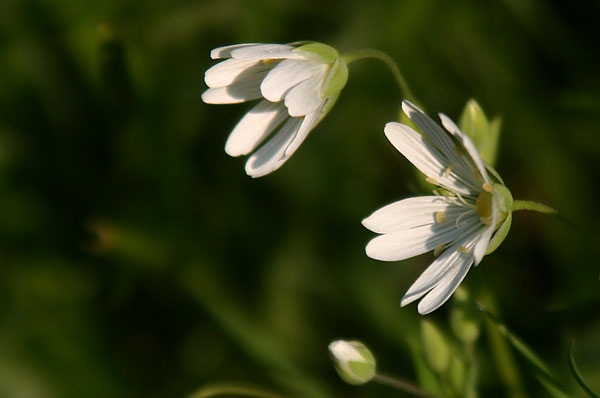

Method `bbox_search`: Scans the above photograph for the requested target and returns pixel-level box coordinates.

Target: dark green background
[0,0,599,397]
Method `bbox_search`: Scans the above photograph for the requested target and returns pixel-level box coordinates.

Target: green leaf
[568,341,600,398]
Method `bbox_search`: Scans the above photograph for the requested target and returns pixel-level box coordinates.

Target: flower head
[362,100,513,314]
[202,42,348,177]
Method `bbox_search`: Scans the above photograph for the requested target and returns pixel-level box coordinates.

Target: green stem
[512,200,557,214]
[568,341,600,398]
[341,48,417,102]
[512,200,599,245]
[373,373,442,398]
[477,304,571,396]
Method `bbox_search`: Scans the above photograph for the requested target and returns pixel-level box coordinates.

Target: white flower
[362,100,512,315]
[202,42,348,177]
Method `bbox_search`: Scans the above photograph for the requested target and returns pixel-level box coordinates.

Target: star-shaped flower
[202,42,348,177]
[362,100,513,314]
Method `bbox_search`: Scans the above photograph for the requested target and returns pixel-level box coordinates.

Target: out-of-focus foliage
[0,0,599,397]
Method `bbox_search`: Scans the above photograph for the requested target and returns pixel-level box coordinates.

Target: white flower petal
[439,113,492,185]
[205,59,264,88]
[401,101,477,188]
[260,59,325,102]
[201,85,261,104]
[417,253,473,315]
[284,73,325,117]
[362,196,459,234]
[472,197,499,265]
[230,44,302,60]
[283,109,321,157]
[225,100,288,156]
[400,227,482,307]
[202,66,271,104]
[244,117,303,177]
[384,122,476,196]
[210,43,258,59]
[365,216,480,262]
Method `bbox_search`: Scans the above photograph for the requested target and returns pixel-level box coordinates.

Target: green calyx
[294,42,339,63]
[485,183,514,255]
[322,59,348,97]
[294,42,348,98]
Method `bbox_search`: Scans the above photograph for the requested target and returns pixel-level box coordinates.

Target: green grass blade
[568,341,600,398]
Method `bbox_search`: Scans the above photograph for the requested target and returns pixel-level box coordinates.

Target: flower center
[476,191,493,226]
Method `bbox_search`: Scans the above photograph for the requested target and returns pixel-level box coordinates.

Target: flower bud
[328,340,376,385]
[458,99,502,167]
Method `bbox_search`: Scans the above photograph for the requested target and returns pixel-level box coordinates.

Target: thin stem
[373,373,442,398]
[512,200,599,245]
[512,200,557,214]
[476,303,571,396]
[341,48,417,102]
[568,341,600,398]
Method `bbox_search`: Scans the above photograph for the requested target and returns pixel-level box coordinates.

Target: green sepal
[493,184,513,213]
[486,212,512,255]
[459,99,501,167]
[294,42,338,63]
[346,360,376,385]
[322,59,348,97]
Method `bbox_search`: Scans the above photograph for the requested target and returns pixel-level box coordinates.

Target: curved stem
[512,200,557,214]
[373,373,442,398]
[341,48,417,102]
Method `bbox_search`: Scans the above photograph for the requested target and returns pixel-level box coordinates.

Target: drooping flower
[362,100,513,315]
[202,42,348,177]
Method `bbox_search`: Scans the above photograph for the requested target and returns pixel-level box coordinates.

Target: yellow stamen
[434,243,446,257]
[458,246,470,254]
[482,182,492,192]
[476,191,494,226]
[435,211,447,224]
[262,59,276,65]
[444,164,454,177]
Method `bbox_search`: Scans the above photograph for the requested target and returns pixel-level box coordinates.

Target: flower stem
[341,48,417,102]
[512,200,557,214]
[373,373,442,398]
[512,200,599,244]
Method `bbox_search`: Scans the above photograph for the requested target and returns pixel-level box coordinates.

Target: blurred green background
[0,0,599,397]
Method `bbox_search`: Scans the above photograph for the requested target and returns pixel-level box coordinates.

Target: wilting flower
[202,42,348,177]
[362,100,513,315]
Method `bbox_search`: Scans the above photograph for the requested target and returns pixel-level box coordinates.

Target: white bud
[328,340,376,385]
